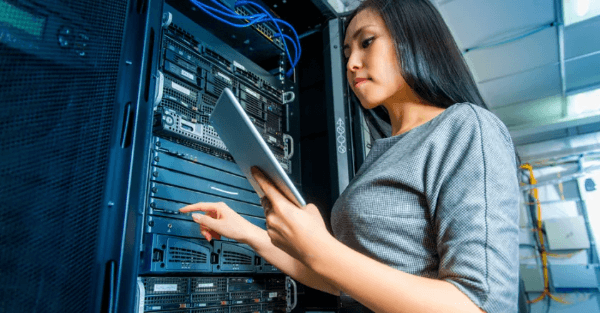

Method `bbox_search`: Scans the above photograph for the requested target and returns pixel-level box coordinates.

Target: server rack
[121,0,312,312]
[0,0,363,312]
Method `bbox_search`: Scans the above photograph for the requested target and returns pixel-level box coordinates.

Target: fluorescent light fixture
[563,0,600,25]
[567,87,600,116]
[576,0,590,16]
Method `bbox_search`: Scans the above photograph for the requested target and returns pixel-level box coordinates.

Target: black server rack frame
[131,1,303,312]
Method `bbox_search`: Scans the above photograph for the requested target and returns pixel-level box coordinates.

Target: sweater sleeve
[431,105,520,313]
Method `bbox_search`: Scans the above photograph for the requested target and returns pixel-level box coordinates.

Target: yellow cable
[520,164,571,305]
[546,250,583,258]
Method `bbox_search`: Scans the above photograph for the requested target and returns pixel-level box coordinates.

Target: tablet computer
[209,88,306,207]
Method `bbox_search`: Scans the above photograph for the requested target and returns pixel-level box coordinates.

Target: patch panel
[234,5,284,50]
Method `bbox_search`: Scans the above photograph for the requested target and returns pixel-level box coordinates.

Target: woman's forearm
[308,236,484,313]
[244,228,340,296]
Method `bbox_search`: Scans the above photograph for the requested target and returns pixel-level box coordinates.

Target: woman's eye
[361,37,374,48]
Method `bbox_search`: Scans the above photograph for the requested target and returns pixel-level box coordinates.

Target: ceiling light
[576,0,590,16]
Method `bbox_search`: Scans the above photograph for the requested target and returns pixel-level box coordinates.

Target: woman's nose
[346,53,362,72]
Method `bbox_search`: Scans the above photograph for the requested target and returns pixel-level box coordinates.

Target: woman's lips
[354,78,369,88]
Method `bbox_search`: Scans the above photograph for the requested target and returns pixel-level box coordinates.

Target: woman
[180,0,520,312]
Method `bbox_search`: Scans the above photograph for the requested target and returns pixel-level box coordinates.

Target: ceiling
[434,0,600,105]
[433,0,600,146]
[313,0,600,147]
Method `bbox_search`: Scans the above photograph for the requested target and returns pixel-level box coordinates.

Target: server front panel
[136,1,302,312]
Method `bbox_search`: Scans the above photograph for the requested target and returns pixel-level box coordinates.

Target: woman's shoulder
[440,103,513,145]
[441,103,503,126]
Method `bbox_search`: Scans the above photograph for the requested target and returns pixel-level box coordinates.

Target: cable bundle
[190,0,301,77]
[520,164,570,307]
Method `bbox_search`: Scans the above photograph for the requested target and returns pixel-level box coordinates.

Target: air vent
[234,66,261,85]
[204,47,231,69]
[266,112,281,133]
[242,99,263,120]
[230,291,261,300]
[145,294,187,305]
[230,304,261,313]
[222,251,253,265]
[168,246,207,264]
[201,105,214,115]
[201,93,217,107]
[161,98,197,121]
[211,77,231,97]
[262,82,282,99]
[191,292,228,303]
[198,115,209,125]
[164,75,198,105]
[190,307,228,313]
[190,277,227,293]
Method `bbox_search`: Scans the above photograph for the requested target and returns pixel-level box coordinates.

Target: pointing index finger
[179,202,218,213]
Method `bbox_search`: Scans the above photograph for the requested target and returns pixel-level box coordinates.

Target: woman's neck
[382,89,446,137]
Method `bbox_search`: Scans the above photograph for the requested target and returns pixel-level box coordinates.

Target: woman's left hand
[251,167,334,267]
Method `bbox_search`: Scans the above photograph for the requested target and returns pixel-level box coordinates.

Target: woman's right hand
[179,202,261,243]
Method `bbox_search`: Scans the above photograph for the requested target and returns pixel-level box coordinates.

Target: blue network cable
[275,33,298,62]
[197,0,265,20]
[191,0,267,27]
[209,0,237,14]
[189,0,302,77]
[235,1,301,69]
[269,18,302,63]
[234,0,301,76]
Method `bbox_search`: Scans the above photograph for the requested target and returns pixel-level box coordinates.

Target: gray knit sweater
[331,103,520,313]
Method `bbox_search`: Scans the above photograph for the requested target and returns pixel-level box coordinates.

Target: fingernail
[192,213,201,221]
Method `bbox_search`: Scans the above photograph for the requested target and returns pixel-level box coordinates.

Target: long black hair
[344,0,488,134]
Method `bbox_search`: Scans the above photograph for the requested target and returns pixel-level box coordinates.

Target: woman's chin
[358,98,380,110]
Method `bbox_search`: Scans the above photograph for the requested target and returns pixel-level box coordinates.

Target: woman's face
[343,8,406,109]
